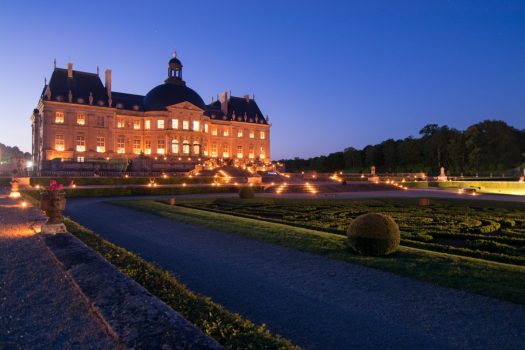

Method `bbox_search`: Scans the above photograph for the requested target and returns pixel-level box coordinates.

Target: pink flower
[48,180,63,191]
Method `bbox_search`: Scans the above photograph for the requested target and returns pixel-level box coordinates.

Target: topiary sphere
[347,213,400,256]
[239,186,255,199]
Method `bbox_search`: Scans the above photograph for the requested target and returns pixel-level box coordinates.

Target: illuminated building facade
[31,54,271,174]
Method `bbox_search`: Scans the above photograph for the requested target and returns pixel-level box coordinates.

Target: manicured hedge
[64,219,297,350]
[0,177,12,186]
[429,181,525,195]
[30,176,214,186]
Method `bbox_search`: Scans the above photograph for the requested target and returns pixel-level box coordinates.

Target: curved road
[65,193,525,350]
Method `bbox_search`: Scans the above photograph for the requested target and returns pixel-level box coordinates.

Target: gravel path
[0,193,117,349]
[65,196,525,350]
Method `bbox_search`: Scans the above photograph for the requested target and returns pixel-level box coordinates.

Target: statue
[437,166,448,182]
[371,165,376,176]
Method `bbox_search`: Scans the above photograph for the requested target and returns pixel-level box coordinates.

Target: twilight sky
[0,0,523,159]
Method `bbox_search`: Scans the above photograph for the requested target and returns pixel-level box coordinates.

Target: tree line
[0,143,30,163]
[280,120,525,175]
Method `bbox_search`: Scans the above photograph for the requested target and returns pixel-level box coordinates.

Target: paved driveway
[65,196,525,350]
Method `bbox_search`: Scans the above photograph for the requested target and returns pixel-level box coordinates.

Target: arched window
[193,141,200,155]
[183,140,190,154]
[171,139,179,154]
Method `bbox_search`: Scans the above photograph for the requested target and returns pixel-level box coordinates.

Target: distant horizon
[1,1,523,159]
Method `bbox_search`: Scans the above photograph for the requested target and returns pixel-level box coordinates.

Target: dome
[169,57,182,69]
[143,83,205,111]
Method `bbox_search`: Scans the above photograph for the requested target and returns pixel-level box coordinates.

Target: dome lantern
[167,52,183,84]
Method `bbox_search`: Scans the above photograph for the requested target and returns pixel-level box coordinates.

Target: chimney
[105,69,112,94]
[244,94,250,103]
[219,91,228,115]
[67,63,73,78]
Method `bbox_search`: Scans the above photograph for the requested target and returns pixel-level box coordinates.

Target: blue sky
[0,0,523,159]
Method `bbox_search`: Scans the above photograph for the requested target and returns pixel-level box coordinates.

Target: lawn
[114,199,525,305]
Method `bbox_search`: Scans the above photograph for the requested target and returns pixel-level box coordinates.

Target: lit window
[236,146,243,158]
[55,134,65,151]
[157,120,165,129]
[77,157,85,163]
[172,119,178,129]
[202,144,208,156]
[157,139,165,154]
[145,120,151,130]
[223,129,229,137]
[211,143,217,157]
[260,131,265,139]
[237,129,243,138]
[249,130,255,139]
[55,112,64,124]
[133,120,141,130]
[183,141,190,154]
[222,143,229,158]
[204,124,209,133]
[144,139,151,154]
[97,116,105,127]
[249,145,254,159]
[193,141,200,155]
[117,136,125,154]
[211,127,218,136]
[171,139,179,154]
[182,120,189,130]
[76,135,85,152]
[117,119,125,128]
[133,138,141,154]
[260,146,265,159]
[96,137,105,153]
[192,120,200,131]
[77,114,85,125]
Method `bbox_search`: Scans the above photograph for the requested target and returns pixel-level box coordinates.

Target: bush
[347,213,400,256]
[239,186,255,199]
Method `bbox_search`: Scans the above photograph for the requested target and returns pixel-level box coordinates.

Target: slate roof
[112,92,144,111]
[206,96,267,124]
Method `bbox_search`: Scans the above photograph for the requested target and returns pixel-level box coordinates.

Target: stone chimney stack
[105,69,112,94]
[67,63,73,78]
[219,91,229,115]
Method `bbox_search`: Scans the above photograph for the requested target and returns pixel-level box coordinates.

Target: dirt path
[0,192,116,349]
[66,196,525,350]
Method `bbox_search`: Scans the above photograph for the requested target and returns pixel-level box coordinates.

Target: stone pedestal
[437,167,448,182]
[520,176,524,183]
[368,176,379,183]
[41,223,67,234]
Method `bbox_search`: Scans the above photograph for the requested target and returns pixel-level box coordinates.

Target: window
[182,141,190,154]
[157,139,165,154]
[171,139,179,154]
[202,143,208,156]
[55,134,65,151]
[260,146,266,159]
[145,120,151,130]
[96,136,106,153]
[260,131,266,139]
[76,135,85,152]
[133,120,141,130]
[211,127,218,136]
[249,130,255,139]
[223,129,229,137]
[144,139,151,154]
[117,136,125,154]
[222,143,229,158]
[236,146,243,158]
[192,120,200,131]
[204,124,209,133]
[193,141,200,155]
[133,138,141,154]
[182,120,189,130]
[171,119,178,129]
[211,143,217,157]
[77,156,85,163]
[157,120,165,129]
[55,112,64,124]
[117,119,125,128]
[249,145,255,159]
[237,129,243,138]
[77,114,85,125]
[97,116,105,127]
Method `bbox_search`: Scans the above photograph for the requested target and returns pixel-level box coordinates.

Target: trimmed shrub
[239,186,255,199]
[347,213,400,256]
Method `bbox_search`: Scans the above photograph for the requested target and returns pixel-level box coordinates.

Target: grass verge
[114,200,525,306]
[64,218,298,350]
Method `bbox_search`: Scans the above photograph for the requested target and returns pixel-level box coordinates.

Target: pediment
[167,101,204,111]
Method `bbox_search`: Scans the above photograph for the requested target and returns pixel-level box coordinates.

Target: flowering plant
[47,180,63,191]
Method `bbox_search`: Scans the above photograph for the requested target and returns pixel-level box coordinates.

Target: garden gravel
[66,196,525,350]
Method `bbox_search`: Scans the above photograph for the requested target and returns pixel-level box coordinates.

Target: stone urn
[10,180,19,193]
[40,190,66,225]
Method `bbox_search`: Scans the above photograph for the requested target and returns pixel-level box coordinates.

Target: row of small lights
[384,179,408,190]
[304,182,318,194]
[275,182,288,194]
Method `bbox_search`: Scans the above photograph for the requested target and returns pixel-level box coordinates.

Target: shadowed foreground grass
[114,199,525,306]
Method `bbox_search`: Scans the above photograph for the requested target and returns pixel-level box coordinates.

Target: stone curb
[41,232,223,350]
